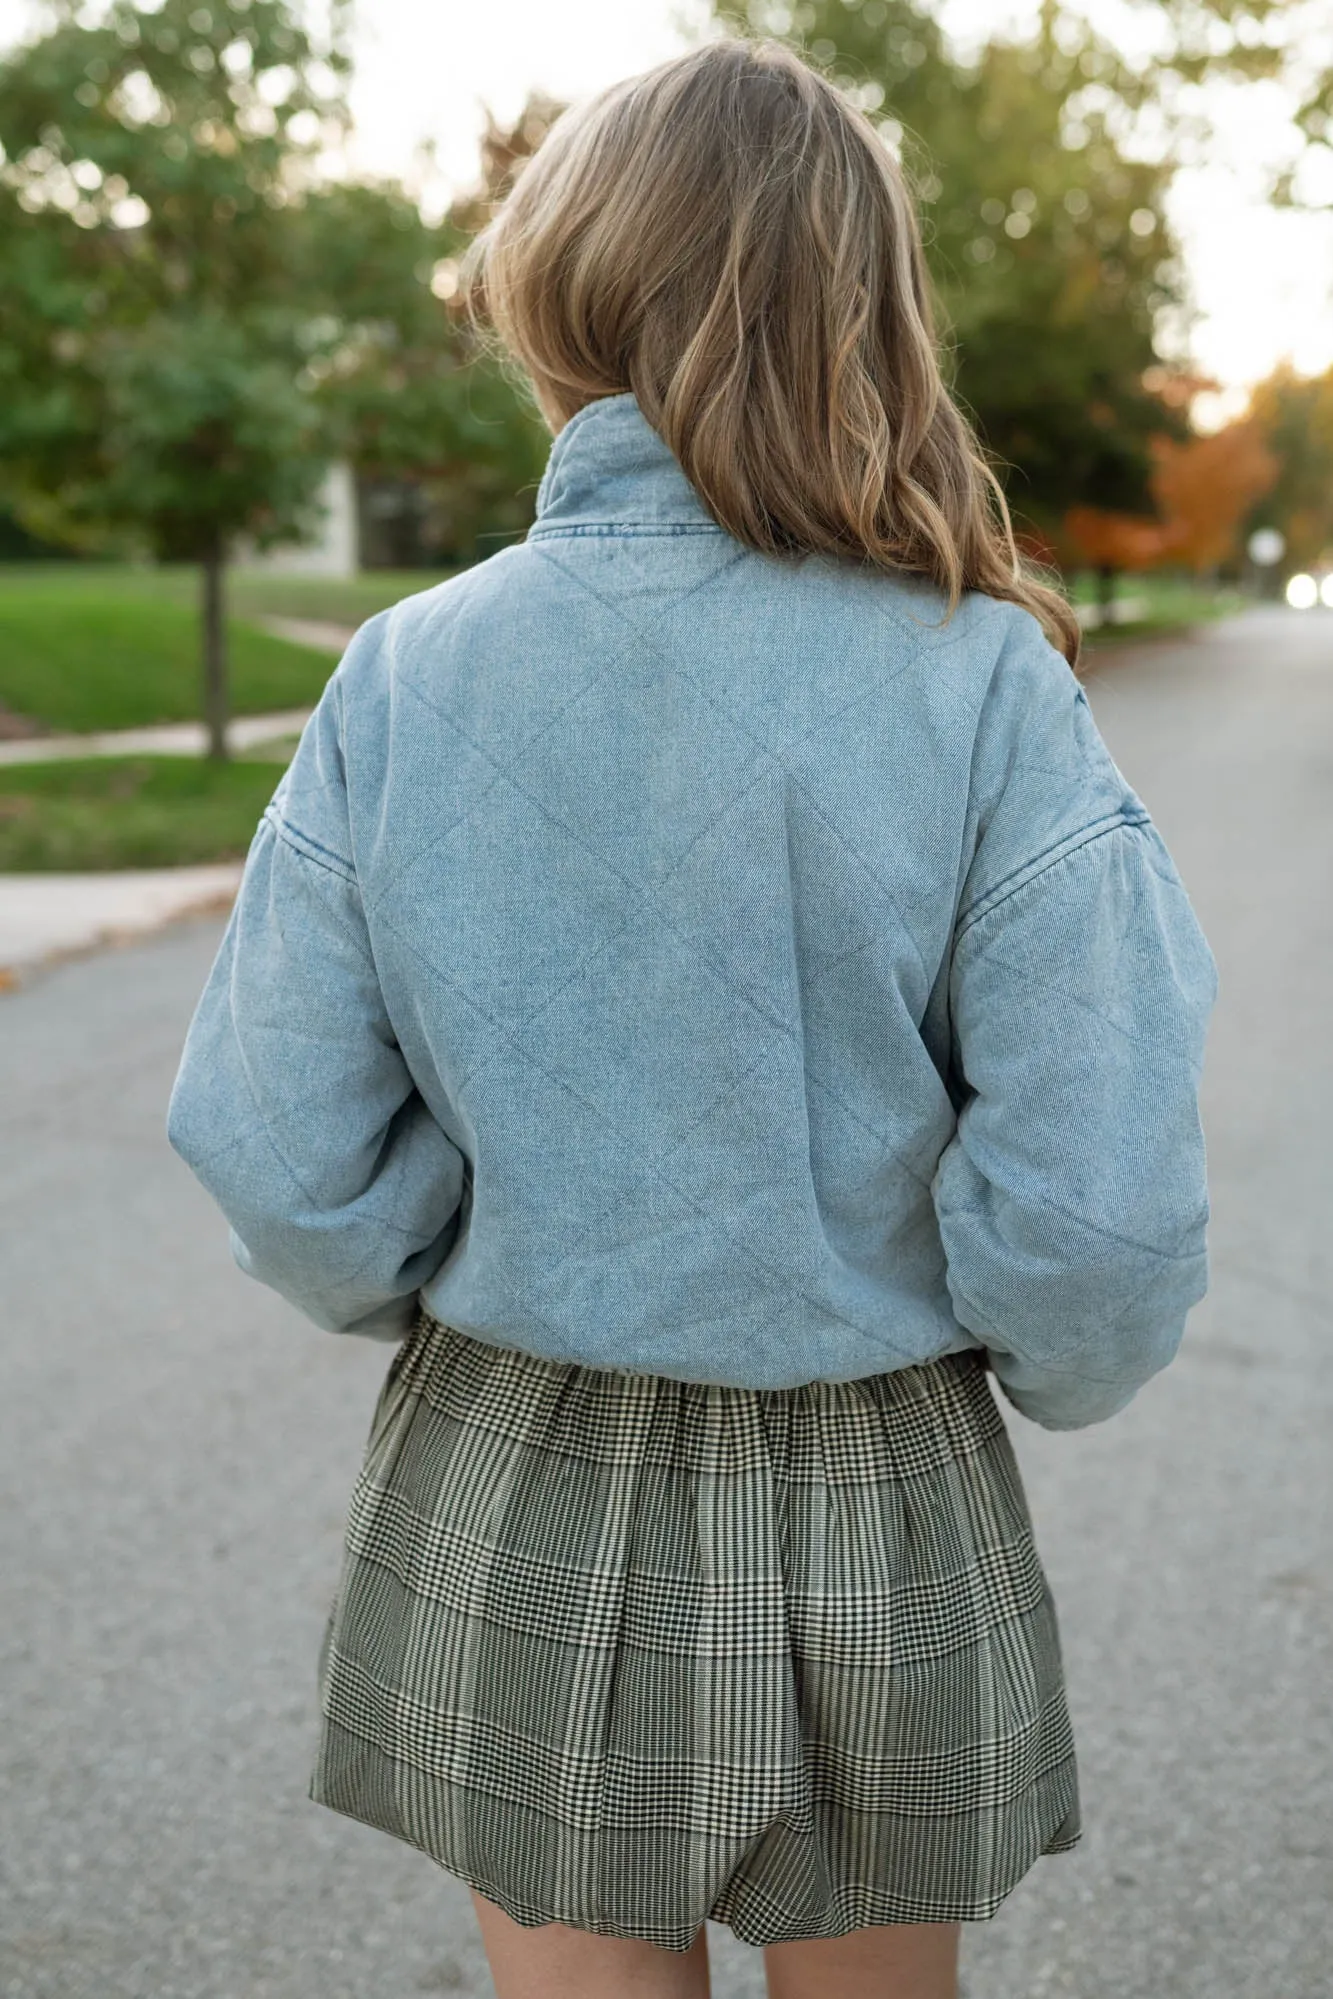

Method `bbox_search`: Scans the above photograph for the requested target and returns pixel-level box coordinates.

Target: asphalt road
[2,607,1330,1999]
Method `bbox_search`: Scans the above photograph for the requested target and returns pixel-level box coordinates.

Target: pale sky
[3,0,1332,411]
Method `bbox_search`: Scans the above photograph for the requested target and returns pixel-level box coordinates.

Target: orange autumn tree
[1148,421,1279,575]
[1062,416,1279,621]
[1061,508,1176,625]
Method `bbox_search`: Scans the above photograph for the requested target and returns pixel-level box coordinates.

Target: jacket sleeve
[932,630,1217,1429]
[166,666,466,1339]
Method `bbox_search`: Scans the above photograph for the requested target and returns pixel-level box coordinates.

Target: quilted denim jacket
[168,394,1217,1429]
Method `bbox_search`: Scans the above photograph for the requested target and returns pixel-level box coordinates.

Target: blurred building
[237,463,360,578]
[355,474,440,571]
[235,462,481,574]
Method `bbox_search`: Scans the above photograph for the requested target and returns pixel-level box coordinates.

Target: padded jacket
[168,394,1217,1428]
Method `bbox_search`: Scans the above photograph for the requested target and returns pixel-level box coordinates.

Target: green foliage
[0,572,333,731]
[0,754,281,870]
[0,0,547,751]
[294,179,549,562]
[0,0,351,558]
[97,311,326,559]
[0,0,350,265]
[716,0,1186,528]
[0,1,548,572]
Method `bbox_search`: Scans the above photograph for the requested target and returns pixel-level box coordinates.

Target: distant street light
[1286,573,1318,609]
[1321,575,1333,609]
[1247,527,1286,567]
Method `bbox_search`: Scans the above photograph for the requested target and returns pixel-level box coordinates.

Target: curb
[0,864,242,989]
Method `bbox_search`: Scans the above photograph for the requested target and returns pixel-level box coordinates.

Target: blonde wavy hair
[469,38,1080,664]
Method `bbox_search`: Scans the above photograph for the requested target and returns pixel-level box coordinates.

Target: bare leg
[763,1921,960,1999]
[470,1889,711,1999]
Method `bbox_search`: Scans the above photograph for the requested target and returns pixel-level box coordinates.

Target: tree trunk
[201,543,228,761]
[1097,563,1117,628]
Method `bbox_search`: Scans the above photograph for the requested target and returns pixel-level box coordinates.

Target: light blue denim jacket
[168,394,1216,1428]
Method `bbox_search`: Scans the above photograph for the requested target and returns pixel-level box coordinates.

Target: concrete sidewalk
[0,699,291,979]
[0,706,314,767]
[257,614,359,653]
[0,864,241,982]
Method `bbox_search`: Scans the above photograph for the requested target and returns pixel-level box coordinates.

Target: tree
[296,174,548,568]
[1061,417,1278,613]
[1148,422,1278,575]
[715,0,1187,537]
[0,0,354,756]
[1245,363,1333,571]
[0,1,553,751]
[1061,506,1176,622]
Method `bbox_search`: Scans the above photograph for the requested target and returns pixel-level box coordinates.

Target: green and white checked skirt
[311,1313,1080,1950]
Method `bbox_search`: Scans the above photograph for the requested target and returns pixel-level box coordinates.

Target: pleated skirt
[311,1312,1080,1950]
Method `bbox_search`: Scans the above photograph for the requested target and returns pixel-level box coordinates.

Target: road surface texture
[2,607,1329,1999]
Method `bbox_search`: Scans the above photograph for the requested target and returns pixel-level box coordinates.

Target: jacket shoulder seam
[957,807,1150,942]
[266,807,356,883]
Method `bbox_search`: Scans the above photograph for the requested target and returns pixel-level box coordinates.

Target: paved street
[1,607,1330,1999]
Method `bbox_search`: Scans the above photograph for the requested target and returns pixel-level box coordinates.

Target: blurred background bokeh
[1,6,1330,1998]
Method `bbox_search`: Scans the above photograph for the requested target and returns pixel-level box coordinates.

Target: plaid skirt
[311,1314,1080,1950]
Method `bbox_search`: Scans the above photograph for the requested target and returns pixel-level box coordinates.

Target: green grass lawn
[0,756,280,870]
[226,567,455,626]
[0,564,455,734]
[2,558,452,627]
[0,571,344,733]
